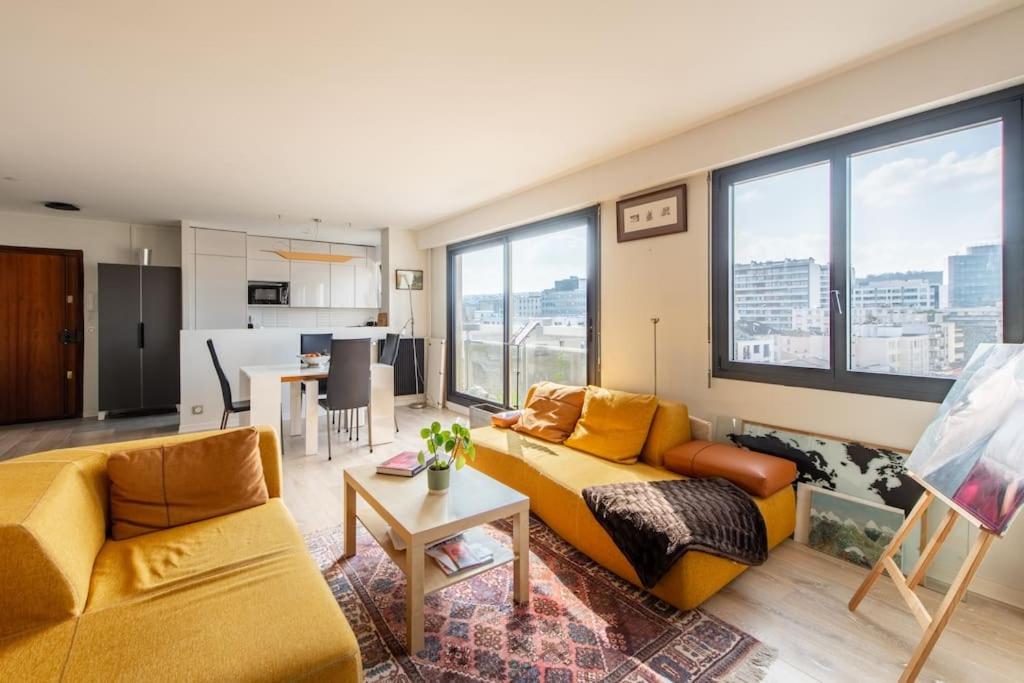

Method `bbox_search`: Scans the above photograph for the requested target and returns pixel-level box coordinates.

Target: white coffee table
[342,463,530,653]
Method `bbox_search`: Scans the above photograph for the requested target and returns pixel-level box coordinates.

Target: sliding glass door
[447,207,599,408]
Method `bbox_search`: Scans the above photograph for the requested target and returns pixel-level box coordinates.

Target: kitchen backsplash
[247,307,377,329]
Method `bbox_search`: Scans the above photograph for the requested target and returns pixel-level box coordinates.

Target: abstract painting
[906,343,1024,536]
[795,484,911,570]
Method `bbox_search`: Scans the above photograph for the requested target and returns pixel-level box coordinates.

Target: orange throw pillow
[108,427,269,540]
[491,410,522,428]
[511,382,586,443]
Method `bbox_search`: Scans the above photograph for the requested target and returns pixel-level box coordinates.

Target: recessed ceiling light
[43,201,80,211]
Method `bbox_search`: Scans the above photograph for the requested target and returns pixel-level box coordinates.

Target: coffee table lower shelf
[355,505,515,595]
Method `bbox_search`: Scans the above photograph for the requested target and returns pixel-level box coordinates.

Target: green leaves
[417,420,476,471]
[417,450,425,466]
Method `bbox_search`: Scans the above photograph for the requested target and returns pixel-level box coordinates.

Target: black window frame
[712,85,1024,402]
[446,205,601,409]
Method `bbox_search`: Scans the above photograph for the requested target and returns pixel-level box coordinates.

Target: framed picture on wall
[395,269,423,290]
[616,183,687,242]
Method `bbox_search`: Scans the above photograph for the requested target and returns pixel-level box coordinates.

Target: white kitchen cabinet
[290,261,331,308]
[195,228,246,257]
[330,263,356,308]
[195,254,247,328]
[291,240,331,254]
[247,259,290,282]
[247,236,289,261]
[330,243,367,262]
[354,263,381,308]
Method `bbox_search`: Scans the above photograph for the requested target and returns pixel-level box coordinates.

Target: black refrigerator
[98,263,181,413]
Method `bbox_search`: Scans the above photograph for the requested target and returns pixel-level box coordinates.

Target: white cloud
[854,146,1000,208]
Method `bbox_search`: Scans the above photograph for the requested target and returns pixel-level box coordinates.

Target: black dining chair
[320,338,372,460]
[300,333,332,397]
[378,333,401,432]
[207,339,250,429]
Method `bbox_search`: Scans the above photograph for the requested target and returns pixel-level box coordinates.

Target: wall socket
[191,405,204,415]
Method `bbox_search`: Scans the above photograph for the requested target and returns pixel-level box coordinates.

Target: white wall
[417,6,1024,251]
[0,210,180,417]
[382,227,430,337]
[414,10,1024,607]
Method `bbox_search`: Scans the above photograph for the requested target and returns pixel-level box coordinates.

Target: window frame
[712,85,1024,402]
[446,205,601,409]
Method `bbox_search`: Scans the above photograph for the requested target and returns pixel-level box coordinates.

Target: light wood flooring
[3,407,1023,682]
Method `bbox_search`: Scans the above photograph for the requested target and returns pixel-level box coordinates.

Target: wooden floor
[3,407,1023,682]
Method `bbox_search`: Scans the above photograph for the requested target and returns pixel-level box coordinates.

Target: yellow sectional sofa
[0,427,361,682]
[470,400,796,611]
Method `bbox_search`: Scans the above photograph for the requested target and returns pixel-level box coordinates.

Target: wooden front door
[0,246,84,424]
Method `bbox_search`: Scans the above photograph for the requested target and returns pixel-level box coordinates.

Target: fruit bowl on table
[298,354,330,368]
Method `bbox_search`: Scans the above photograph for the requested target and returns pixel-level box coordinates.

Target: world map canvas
[729,422,923,514]
[906,343,1024,536]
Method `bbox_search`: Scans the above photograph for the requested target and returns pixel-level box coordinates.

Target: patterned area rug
[305,516,776,682]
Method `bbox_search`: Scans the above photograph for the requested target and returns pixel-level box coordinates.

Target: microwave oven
[248,281,290,306]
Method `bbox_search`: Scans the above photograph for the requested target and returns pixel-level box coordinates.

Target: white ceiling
[0,1,1017,231]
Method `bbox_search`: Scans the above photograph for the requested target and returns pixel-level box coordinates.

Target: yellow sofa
[0,427,361,682]
[470,399,795,611]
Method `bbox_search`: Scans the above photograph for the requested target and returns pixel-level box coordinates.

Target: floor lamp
[397,271,426,409]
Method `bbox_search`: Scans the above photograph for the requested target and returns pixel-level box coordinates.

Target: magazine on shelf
[387,527,407,551]
[425,534,494,576]
[376,450,434,477]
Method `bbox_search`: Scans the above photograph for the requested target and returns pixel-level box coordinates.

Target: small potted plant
[417,421,476,494]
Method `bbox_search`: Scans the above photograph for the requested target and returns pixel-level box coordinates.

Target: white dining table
[239,363,395,456]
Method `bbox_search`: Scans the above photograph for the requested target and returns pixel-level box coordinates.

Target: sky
[457,223,587,295]
[732,120,1003,281]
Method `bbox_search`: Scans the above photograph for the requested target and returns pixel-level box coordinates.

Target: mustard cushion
[65,502,361,682]
[511,381,586,443]
[87,499,304,610]
[641,401,692,467]
[0,458,107,638]
[107,427,269,540]
[564,386,659,463]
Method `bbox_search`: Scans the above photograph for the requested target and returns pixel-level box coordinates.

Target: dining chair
[299,333,332,397]
[320,338,372,460]
[207,339,250,429]
[378,333,401,432]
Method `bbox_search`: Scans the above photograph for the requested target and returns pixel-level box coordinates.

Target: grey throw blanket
[582,477,768,589]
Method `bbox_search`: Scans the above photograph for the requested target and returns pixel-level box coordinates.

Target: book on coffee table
[376,450,434,477]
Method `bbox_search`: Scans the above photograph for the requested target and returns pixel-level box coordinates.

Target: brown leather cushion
[108,427,269,540]
[491,410,521,428]
[662,440,797,498]
[511,382,586,443]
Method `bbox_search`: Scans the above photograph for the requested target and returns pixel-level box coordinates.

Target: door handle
[831,290,843,316]
[138,322,145,349]
[58,329,79,344]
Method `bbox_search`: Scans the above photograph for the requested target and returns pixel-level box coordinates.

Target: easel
[848,490,997,683]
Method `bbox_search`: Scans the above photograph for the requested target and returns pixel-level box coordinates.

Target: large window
[447,207,599,408]
[712,87,1023,402]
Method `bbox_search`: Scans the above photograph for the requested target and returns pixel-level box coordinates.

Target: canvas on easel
[849,343,1024,683]
[905,343,1024,536]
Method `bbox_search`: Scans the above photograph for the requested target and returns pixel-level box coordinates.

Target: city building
[541,276,587,317]
[949,244,1001,307]
[733,258,826,330]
